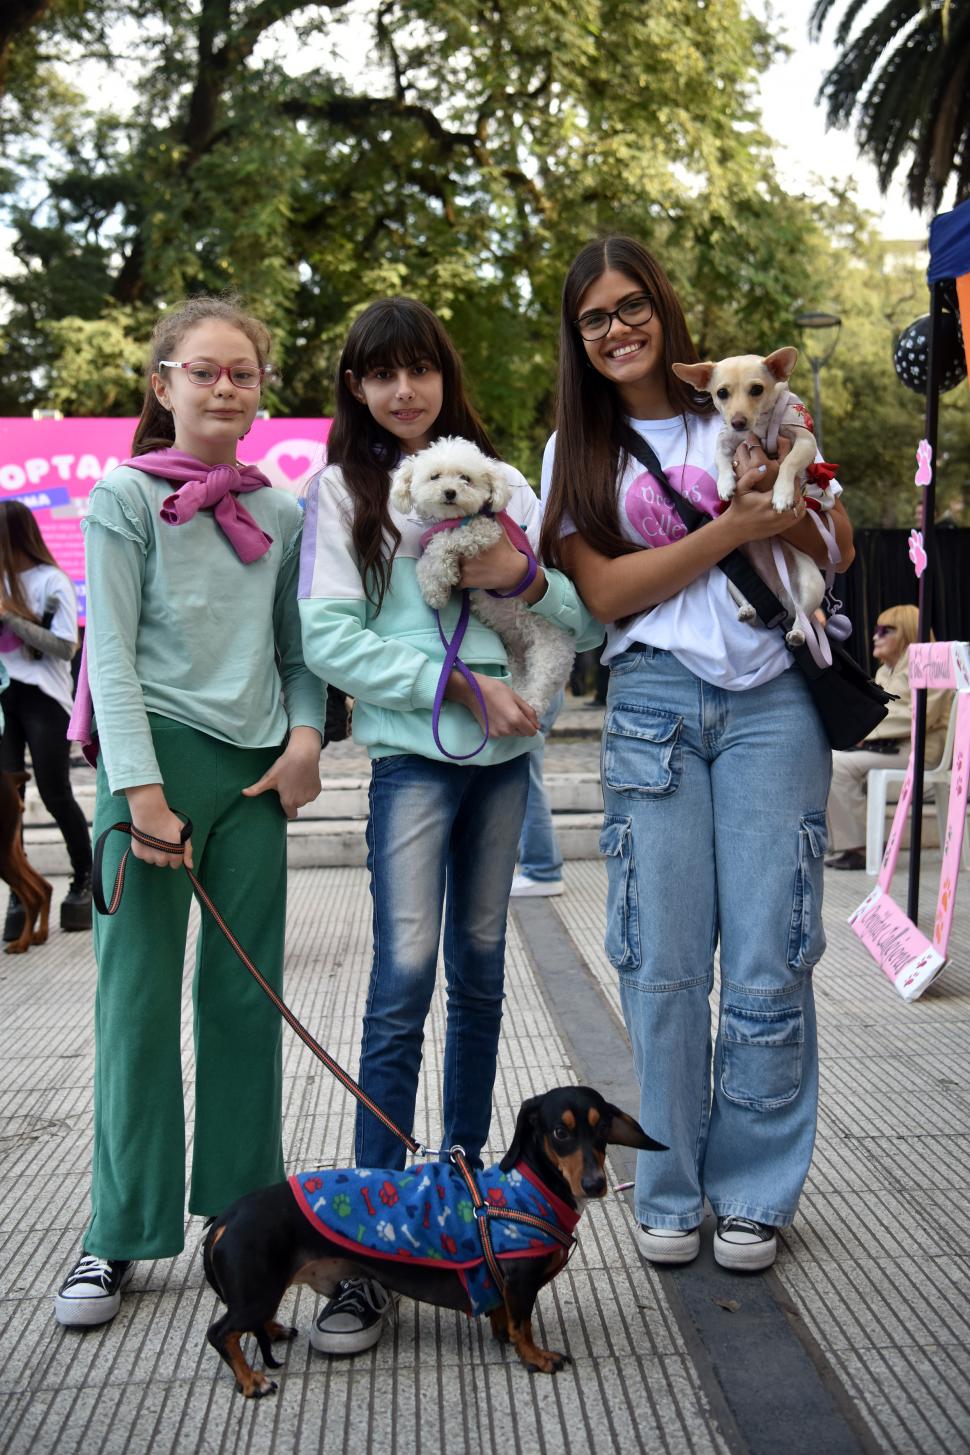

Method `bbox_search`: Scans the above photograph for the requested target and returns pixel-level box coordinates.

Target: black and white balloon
[893,310,967,394]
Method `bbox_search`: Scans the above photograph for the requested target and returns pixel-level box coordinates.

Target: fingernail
[757,465,767,474]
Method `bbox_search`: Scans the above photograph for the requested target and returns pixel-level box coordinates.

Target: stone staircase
[20,702,608,874]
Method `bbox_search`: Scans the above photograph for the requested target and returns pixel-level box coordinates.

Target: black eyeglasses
[573,294,654,341]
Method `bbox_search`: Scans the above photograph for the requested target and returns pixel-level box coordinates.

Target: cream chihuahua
[672,347,826,646]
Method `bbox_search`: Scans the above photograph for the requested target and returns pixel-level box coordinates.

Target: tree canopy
[1,0,967,523]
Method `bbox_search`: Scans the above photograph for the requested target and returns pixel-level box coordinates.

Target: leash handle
[431,592,490,761]
[91,818,422,1156]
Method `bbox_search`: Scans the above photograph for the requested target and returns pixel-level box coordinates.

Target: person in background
[826,604,951,870]
[0,500,92,934]
[510,687,565,897]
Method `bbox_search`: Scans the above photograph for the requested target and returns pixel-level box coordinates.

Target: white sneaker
[635,1225,700,1265]
[309,1278,395,1355]
[54,1253,134,1327]
[713,1216,778,1272]
[510,874,564,898]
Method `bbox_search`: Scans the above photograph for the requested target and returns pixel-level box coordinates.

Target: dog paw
[736,605,756,622]
[785,628,806,647]
[239,1374,278,1399]
[717,476,737,502]
[523,1347,572,1375]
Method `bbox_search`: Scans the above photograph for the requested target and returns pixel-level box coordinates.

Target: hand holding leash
[123,785,194,869]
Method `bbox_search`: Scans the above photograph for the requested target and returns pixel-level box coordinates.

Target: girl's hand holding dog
[242,726,323,820]
[446,670,539,738]
[125,784,194,870]
[458,534,547,606]
[725,436,806,543]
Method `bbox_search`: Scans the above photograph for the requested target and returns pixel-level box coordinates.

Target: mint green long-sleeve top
[84,465,326,794]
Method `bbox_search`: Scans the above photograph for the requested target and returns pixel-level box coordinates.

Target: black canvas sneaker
[54,1253,134,1327]
[309,1277,395,1355]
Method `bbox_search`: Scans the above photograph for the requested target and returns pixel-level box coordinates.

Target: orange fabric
[957,273,970,385]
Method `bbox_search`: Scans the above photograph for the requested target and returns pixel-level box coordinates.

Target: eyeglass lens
[185,362,263,388]
[576,295,654,340]
[873,625,897,637]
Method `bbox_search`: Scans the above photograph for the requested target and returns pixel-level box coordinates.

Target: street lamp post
[793,310,842,455]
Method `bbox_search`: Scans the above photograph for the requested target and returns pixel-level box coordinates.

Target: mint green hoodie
[298,463,603,764]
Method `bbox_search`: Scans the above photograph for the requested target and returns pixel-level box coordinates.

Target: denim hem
[709,1199,795,1227]
[517,871,563,884]
[634,1211,704,1231]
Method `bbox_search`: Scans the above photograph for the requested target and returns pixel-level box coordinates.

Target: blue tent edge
[928,197,970,283]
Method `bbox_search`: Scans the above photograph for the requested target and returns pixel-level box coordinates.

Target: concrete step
[21,772,605,828]
[23,811,607,875]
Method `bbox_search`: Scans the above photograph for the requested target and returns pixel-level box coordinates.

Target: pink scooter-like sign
[849,641,970,1001]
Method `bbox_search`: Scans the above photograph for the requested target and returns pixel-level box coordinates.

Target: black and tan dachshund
[203,1085,665,1397]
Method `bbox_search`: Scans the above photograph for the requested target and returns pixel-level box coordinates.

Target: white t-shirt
[541,413,839,691]
[0,563,78,716]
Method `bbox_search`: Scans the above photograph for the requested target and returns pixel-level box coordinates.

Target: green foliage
[1,0,966,529]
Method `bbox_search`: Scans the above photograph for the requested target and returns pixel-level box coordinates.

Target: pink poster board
[849,641,970,1000]
[0,417,330,620]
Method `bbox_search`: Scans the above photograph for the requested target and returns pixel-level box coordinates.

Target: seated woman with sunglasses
[826,604,951,869]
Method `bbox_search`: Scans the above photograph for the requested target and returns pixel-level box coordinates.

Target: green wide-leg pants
[85,716,287,1259]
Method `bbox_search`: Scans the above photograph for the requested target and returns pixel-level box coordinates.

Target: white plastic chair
[865,697,970,874]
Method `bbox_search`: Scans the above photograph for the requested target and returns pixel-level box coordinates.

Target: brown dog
[0,770,53,953]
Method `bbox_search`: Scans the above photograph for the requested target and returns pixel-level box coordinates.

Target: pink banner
[851,640,970,1000]
[0,417,330,619]
[908,640,970,691]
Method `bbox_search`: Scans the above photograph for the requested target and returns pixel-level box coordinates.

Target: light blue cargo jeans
[600,645,831,1230]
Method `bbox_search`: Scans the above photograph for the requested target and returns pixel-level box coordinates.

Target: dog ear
[763,347,798,382]
[604,1104,668,1153]
[671,361,715,392]
[500,1094,545,1170]
[389,457,415,512]
[482,466,511,512]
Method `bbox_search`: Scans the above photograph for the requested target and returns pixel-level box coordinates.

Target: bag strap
[620,425,789,631]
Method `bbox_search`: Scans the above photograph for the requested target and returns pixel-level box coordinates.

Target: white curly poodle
[390,436,574,717]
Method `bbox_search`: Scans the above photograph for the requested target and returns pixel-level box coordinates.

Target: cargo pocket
[599,815,641,971]
[603,705,682,797]
[787,811,828,970]
[720,1006,803,1109]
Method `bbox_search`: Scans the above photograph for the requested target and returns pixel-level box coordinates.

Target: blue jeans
[517,689,565,882]
[357,751,530,1169]
[601,646,831,1229]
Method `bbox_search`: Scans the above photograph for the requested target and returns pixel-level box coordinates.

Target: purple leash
[431,592,490,760]
[425,513,539,762]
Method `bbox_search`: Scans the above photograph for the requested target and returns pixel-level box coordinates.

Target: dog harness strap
[483,511,539,599]
[430,593,490,761]
[764,388,793,456]
[450,1149,507,1295]
[90,819,422,1155]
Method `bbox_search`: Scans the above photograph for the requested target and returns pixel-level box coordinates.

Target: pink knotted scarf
[135,448,274,563]
[68,448,273,760]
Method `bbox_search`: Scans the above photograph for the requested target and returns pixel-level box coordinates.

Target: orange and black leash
[92,817,576,1290]
[92,818,422,1157]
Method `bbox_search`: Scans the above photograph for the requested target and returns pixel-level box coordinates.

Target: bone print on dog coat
[289,1160,578,1316]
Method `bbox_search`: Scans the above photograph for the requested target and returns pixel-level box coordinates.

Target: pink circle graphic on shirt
[624,465,724,547]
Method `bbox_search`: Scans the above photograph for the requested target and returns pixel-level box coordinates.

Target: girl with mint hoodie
[298,296,601,1356]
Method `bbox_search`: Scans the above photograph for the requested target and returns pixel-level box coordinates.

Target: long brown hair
[0,500,60,624]
[540,236,713,568]
[131,295,273,456]
[326,297,497,611]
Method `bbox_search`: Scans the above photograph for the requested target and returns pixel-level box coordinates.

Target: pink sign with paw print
[0,417,330,619]
[850,641,970,1001]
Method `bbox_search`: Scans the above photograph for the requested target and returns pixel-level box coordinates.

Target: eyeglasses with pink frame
[158,360,275,389]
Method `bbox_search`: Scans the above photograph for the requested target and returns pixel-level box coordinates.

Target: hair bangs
[350,301,445,378]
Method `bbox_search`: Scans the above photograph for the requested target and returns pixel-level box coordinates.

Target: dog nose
[443,488,457,501]
[581,1172,606,1197]
[731,414,748,431]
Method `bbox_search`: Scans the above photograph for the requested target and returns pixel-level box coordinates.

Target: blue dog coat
[289,1160,578,1316]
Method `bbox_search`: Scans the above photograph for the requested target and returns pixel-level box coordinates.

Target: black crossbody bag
[620,428,894,750]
